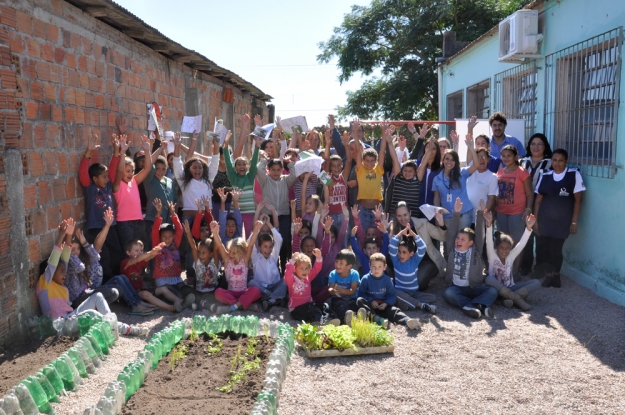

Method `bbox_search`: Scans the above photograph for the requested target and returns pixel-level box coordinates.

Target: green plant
[169,344,188,370]
[351,314,394,347]
[246,338,258,356]
[294,322,325,350]
[262,322,270,341]
[322,325,356,350]
[205,333,223,355]
[218,344,261,394]
[189,327,199,343]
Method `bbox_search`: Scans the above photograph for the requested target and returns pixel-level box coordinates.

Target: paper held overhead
[294,151,324,177]
[251,123,275,140]
[181,115,203,133]
[279,116,309,134]
[214,117,228,145]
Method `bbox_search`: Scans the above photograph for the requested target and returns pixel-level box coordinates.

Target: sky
[112,0,374,128]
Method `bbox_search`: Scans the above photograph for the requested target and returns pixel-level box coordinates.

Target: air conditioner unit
[498,10,543,62]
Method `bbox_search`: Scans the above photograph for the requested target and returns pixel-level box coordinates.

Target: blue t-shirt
[328,269,360,299]
[83,182,116,230]
[432,167,473,218]
[490,134,526,159]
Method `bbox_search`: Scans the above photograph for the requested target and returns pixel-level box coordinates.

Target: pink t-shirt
[496,167,530,215]
[328,174,347,215]
[114,178,143,221]
[285,260,322,311]
[225,260,248,292]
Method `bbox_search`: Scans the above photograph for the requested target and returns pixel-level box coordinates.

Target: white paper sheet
[294,151,324,176]
[251,123,275,140]
[214,117,228,145]
[181,115,203,133]
[279,116,309,134]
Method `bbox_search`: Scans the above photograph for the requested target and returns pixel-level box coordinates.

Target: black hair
[401,160,418,175]
[552,148,569,161]
[501,145,520,165]
[182,157,209,189]
[398,236,417,253]
[155,156,167,166]
[329,225,339,241]
[88,163,107,182]
[258,233,274,247]
[300,219,312,233]
[526,133,553,159]
[198,237,214,252]
[299,235,317,252]
[443,149,462,189]
[489,111,508,126]
[336,249,356,266]
[329,154,343,163]
[363,237,379,249]
[159,223,175,236]
[267,159,283,169]
[260,140,272,151]
[494,230,514,247]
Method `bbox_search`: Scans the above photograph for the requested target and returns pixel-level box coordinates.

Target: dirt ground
[122,334,274,415]
[0,335,75,396]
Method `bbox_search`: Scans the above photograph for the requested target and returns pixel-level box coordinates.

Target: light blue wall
[440,0,625,306]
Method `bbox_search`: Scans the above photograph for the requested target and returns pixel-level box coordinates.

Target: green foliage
[205,333,223,355]
[218,342,261,393]
[294,322,325,350]
[189,327,199,343]
[321,325,356,351]
[169,344,188,370]
[351,314,394,347]
[318,0,531,120]
[247,338,258,356]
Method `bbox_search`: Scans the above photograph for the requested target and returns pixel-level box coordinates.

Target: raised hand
[254,114,262,127]
[183,219,192,235]
[210,221,219,234]
[418,123,432,139]
[293,217,303,235]
[201,195,211,210]
[116,116,129,135]
[434,209,444,226]
[465,133,474,148]
[86,134,101,153]
[351,117,360,133]
[65,218,76,236]
[119,135,129,153]
[254,220,264,231]
[373,204,384,220]
[328,114,335,129]
[526,213,536,230]
[449,130,459,146]
[195,198,204,215]
[260,214,270,224]
[341,131,351,146]
[351,204,360,218]
[172,132,182,146]
[153,198,163,216]
[103,207,114,226]
[351,226,358,237]
[376,220,387,234]
[167,201,177,214]
[141,135,151,152]
[468,115,479,133]
[454,197,463,213]
[224,130,232,147]
[242,114,251,128]
[323,216,334,234]
[312,248,322,260]
[265,202,276,213]
[478,199,486,212]
[231,187,243,202]
[275,116,283,130]
[217,187,228,203]
[407,122,417,135]
[484,209,493,227]
[75,228,87,245]
[290,199,296,212]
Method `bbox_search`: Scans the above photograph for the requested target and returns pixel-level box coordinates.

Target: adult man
[488,112,526,159]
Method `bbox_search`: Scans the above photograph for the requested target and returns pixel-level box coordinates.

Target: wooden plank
[303,345,394,358]
[85,6,108,17]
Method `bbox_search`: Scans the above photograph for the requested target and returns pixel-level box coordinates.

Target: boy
[389,225,437,314]
[353,119,386,232]
[79,134,123,280]
[442,197,498,318]
[284,250,339,326]
[248,220,287,311]
[355,253,420,330]
[144,154,179,252]
[350,221,389,275]
[328,250,360,324]
[151,198,195,310]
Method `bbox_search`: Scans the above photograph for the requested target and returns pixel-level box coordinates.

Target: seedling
[218,344,261,393]
[246,338,258,356]
[169,344,188,370]
[321,325,356,350]
[262,322,270,341]
[350,314,394,347]
[205,333,222,355]
[189,327,199,343]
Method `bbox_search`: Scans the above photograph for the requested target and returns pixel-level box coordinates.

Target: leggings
[537,236,566,273]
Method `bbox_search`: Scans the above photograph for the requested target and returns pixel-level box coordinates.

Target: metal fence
[543,27,622,179]
[493,61,538,144]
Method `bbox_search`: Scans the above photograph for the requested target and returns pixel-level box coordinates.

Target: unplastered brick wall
[0,0,267,347]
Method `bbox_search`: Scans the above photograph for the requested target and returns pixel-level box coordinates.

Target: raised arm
[112,135,128,193]
[94,207,114,253]
[210,221,229,267]
[408,122,430,160]
[233,114,250,159]
[386,127,401,177]
[465,133,480,175]
[134,135,154,185]
[243,221,263,264]
[183,220,198,264]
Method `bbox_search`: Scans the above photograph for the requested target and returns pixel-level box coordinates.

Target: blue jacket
[358,272,397,306]
[350,233,389,275]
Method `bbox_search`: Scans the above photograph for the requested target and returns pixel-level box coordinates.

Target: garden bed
[0,336,75,396]
[121,333,275,415]
[302,344,394,358]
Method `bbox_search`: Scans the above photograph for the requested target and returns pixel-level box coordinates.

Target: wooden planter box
[302,344,394,358]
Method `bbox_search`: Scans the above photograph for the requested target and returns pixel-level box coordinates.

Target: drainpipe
[435,57,447,136]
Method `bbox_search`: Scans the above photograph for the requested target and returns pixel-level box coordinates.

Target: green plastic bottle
[206,316,219,334]
[78,313,91,336]
[90,325,109,354]
[54,357,76,391]
[100,321,115,347]
[230,316,243,334]
[68,347,88,378]
[13,383,41,415]
[35,371,59,403]
[37,315,57,339]
[85,332,105,360]
[220,314,232,332]
[245,316,259,337]
[43,364,66,396]
[144,343,159,370]
[117,371,133,401]
[257,389,277,415]
[21,376,53,414]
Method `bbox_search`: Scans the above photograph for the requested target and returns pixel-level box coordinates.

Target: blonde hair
[227,237,248,259]
[292,252,311,268]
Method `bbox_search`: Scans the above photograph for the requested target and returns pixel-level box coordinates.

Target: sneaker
[406,318,421,331]
[420,303,437,314]
[210,303,232,315]
[478,304,494,318]
[248,303,261,312]
[199,299,209,310]
[357,308,368,321]
[262,300,271,312]
[462,306,481,319]
[279,297,289,308]
[344,310,354,327]
[173,300,183,313]
[127,325,149,337]
[181,294,195,310]
[502,299,514,308]
[374,316,390,330]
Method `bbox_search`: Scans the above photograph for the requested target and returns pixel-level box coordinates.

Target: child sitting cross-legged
[210,220,263,314]
[183,220,219,295]
[37,218,147,336]
[389,225,437,314]
[328,250,361,325]
[355,253,421,330]
[248,217,287,311]
[285,250,339,326]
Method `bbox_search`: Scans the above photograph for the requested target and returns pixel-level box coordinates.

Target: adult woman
[388,202,446,291]
[496,145,533,274]
[534,149,585,288]
[519,133,553,275]
[415,137,442,210]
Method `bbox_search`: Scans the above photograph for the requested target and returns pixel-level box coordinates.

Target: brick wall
[0,0,267,347]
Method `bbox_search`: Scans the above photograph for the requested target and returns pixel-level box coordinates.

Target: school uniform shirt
[358,272,397,305]
[535,168,586,239]
[432,168,473,218]
[466,169,498,220]
[250,228,283,287]
[496,167,531,215]
[328,269,360,300]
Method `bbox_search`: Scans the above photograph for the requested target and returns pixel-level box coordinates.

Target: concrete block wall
[0,0,267,347]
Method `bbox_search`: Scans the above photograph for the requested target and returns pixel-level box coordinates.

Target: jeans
[417,257,440,291]
[278,215,292,271]
[248,279,287,301]
[395,289,437,311]
[497,213,525,244]
[443,285,499,309]
[105,275,142,308]
[330,297,358,323]
[485,276,541,295]
[358,207,377,235]
[116,220,147,253]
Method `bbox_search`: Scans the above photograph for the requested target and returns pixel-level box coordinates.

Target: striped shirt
[388,234,427,292]
[388,174,421,216]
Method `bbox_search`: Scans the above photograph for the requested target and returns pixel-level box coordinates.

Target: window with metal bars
[493,61,538,143]
[544,28,622,179]
[446,90,463,121]
[467,80,490,119]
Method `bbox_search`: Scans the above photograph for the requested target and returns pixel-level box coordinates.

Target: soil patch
[0,336,75,395]
[122,334,275,415]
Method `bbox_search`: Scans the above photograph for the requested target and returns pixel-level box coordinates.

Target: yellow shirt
[356,163,384,201]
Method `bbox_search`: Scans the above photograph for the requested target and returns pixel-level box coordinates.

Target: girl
[209,220,263,314]
[484,208,540,310]
[183,221,219,295]
[211,146,233,221]
[217,187,242,243]
[519,133,553,276]
[112,135,152,247]
[432,133,480,254]
[496,145,534,274]
[37,219,147,336]
[415,136,443,209]
[534,149,585,288]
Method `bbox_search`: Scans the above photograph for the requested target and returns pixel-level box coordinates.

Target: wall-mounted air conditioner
[498,10,543,62]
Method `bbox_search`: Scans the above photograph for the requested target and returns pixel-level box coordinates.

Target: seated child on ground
[210,220,263,314]
[356,253,420,330]
[317,205,349,289]
[151,198,195,310]
[284,251,339,326]
[190,195,214,241]
[389,225,437,314]
[248,220,287,311]
[183,220,219,295]
[442,198,499,319]
[328,250,360,325]
[37,219,146,336]
[350,218,390,275]
[484,208,539,311]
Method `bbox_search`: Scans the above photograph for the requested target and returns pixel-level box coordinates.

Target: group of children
[37,112,556,336]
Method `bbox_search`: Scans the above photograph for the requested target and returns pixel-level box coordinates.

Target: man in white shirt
[466,148,498,223]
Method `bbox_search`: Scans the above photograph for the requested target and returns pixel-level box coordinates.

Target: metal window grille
[493,61,538,144]
[446,90,463,120]
[544,27,622,179]
[467,80,491,119]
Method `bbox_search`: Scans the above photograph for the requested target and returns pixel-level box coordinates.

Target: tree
[318,0,530,121]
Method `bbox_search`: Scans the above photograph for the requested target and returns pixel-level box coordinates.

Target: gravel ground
[52,275,625,414]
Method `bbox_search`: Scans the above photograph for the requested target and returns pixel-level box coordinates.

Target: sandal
[128,309,154,316]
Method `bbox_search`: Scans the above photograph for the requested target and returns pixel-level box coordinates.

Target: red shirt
[328,174,347,215]
[121,258,148,291]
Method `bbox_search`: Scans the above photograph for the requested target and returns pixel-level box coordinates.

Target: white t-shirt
[466,169,498,221]
[395,147,410,163]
